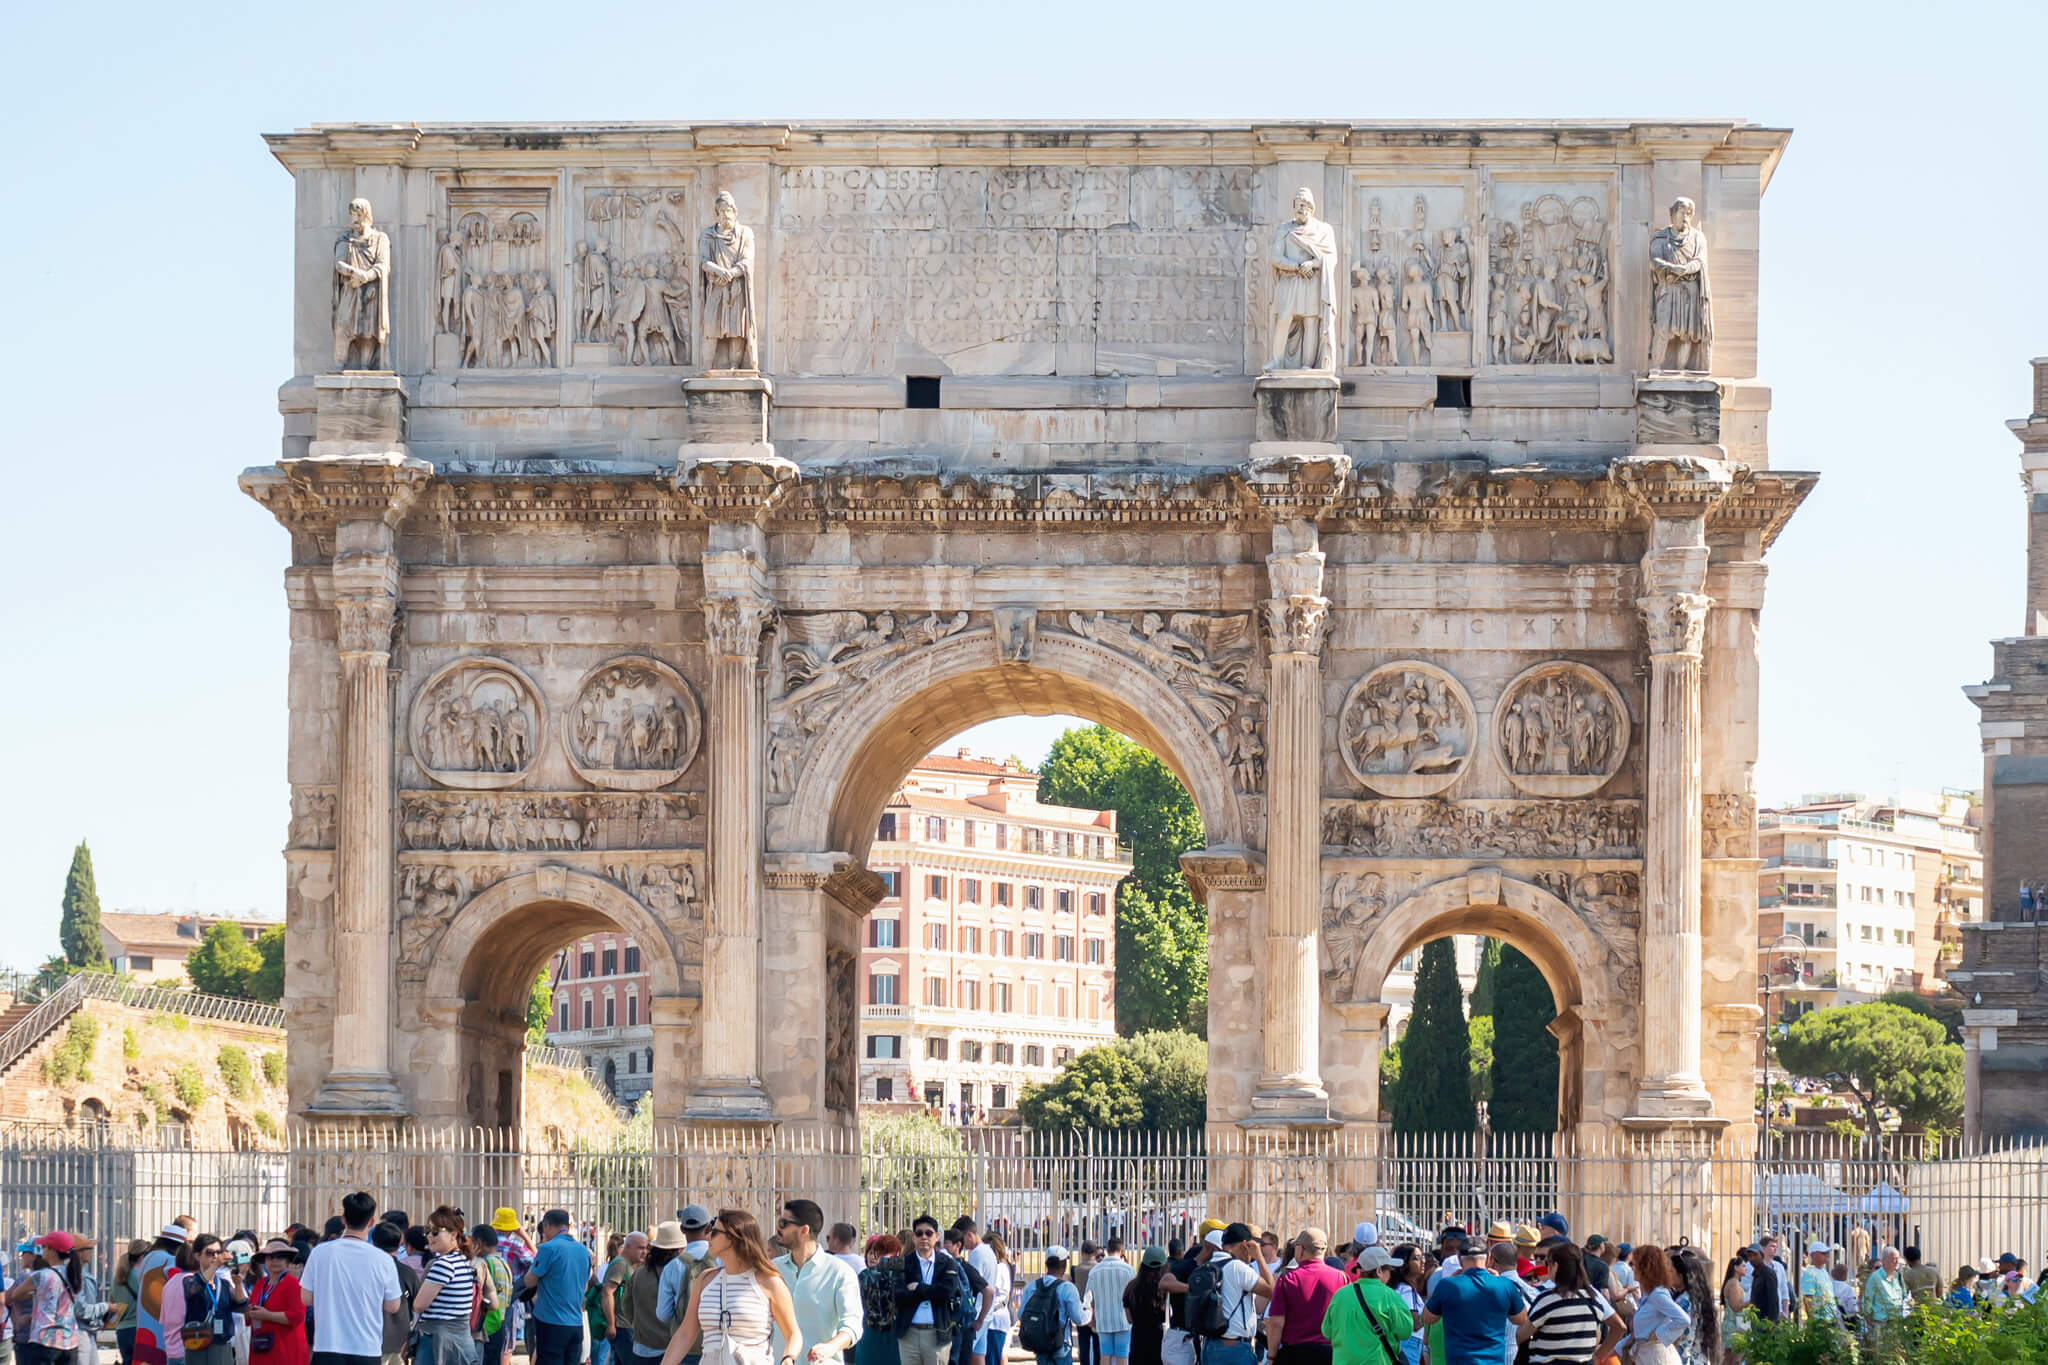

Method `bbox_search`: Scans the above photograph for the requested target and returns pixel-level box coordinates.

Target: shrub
[41,1016,99,1086]
[122,1027,140,1061]
[253,1111,279,1139]
[140,1081,170,1121]
[172,1063,205,1108]
[217,1046,252,1099]
[260,1051,285,1087]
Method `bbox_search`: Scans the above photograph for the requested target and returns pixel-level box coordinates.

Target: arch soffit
[1349,872,1614,1017]
[783,627,1247,863]
[428,867,686,1006]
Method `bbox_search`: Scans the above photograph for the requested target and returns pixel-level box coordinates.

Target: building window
[602,947,618,976]
[130,955,154,971]
[874,1078,894,1101]
[1396,953,1416,974]
[582,998,593,1030]
[924,977,947,1007]
[991,982,1012,1012]
[1023,932,1044,959]
[959,979,980,1010]
[878,813,898,841]
[580,950,595,978]
[627,993,638,1027]
[1088,893,1104,915]
[1026,984,1041,1014]
[624,945,641,973]
[1029,828,1045,853]
[871,973,899,1005]
[604,996,616,1028]
[992,1084,1008,1109]
[960,1040,983,1063]
[878,871,900,898]
[558,1002,569,1032]
[993,1042,1014,1064]
[961,878,981,904]
[991,930,1011,956]
[872,918,899,948]
[963,823,977,849]
[959,925,981,954]
[995,883,1013,907]
[924,1083,944,1107]
[927,874,948,900]
[1023,1045,1044,1067]
[1055,934,1074,962]
[867,1035,901,1059]
[927,816,947,842]
[1054,1047,1074,1065]
[1064,833,1076,857]
[1057,986,1070,1016]
[628,1051,637,1075]
[927,1037,949,1060]
[928,923,948,951]
[995,824,1009,850]
[1025,886,1043,910]
[1084,938,1104,964]
[1056,889,1072,913]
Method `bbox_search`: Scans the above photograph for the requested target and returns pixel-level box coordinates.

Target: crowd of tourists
[1,1196,2041,1365]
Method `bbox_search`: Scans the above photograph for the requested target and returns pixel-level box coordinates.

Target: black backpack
[1184,1260,1228,1339]
[1017,1278,1064,1355]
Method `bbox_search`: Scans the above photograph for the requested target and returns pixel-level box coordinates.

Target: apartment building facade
[1757,792,1983,1022]
[545,930,657,1106]
[860,751,1128,1117]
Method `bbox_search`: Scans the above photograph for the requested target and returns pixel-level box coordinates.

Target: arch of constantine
[245,119,1808,1151]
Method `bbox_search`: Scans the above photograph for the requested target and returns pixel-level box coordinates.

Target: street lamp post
[1759,929,1809,1240]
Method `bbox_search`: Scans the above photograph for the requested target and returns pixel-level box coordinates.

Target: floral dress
[31,1267,84,1351]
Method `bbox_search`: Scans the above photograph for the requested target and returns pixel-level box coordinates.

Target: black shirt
[1583,1256,1612,1293]
[1166,1256,1199,1331]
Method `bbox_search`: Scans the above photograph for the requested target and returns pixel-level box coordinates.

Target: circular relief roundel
[563,656,704,791]
[1490,660,1631,797]
[408,657,548,791]
[1337,661,1476,798]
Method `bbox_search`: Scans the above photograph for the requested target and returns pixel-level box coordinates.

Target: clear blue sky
[3,0,2043,962]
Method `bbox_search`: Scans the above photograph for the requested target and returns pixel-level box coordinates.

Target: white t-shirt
[1219,1258,1259,1339]
[302,1236,403,1356]
[969,1244,999,1312]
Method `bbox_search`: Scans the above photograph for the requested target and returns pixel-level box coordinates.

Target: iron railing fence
[0,973,284,1080]
[1,1124,2041,1272]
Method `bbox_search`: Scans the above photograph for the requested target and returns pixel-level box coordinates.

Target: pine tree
[1469,937,1502,1016]
[1392,938,1476,1133]
[59,841,109,970]
[1488,944,1561,1133]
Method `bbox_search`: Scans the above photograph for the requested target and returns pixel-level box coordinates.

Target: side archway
[1342,871,1637,1135]
[411,867,692,1128]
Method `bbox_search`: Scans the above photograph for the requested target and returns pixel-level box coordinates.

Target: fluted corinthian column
[1252,542,1332,1122]
[1634,527,1716,1119]
[689,569,776,1119]
[310,527,407,1114]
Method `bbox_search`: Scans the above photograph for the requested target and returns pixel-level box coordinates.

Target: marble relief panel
[1483,177,1616,366]
[572,182,699,367]
[438,187,558,371]
[1347,181,1478,369]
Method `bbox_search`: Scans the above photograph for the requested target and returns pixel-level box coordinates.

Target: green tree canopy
[1114,1029,1207,1130]
[1038,726,1208,1035]
[1488,945,1560,1133]
[1392,938,1475,1133]
[184,922,262,999]
[1875,990,1965,1045]
[526,969,554,1045]
[247,926,285,1005]
[1467,1014,1495,1105]
[1017,1045,1145,1131]
[1775,1001,1964,1141]
[60,841,109,970]
[1468,938,1502,1016]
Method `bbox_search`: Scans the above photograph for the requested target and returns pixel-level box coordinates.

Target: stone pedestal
[311,372,408,458]
[1252,372,1339,450]
[685,373,773,444]
[1635,374,1721,448]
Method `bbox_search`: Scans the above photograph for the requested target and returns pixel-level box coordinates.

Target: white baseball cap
[1353,1221,1380,1248]
[1203,1229,1226,1248]
[1807,1241,1831,1255]
[1046,1245,1071,1262]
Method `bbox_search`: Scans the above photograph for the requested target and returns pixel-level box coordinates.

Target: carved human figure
[332,198,391,370]
[526,272,556,367]
[699,191,759,371]
[640,862,680,913]
[460,271,486,368]
[1228,713,1265,794]
[1488,272,1510,363]
[1349,267,1374,367]
[1265,188,1338,372]
[578,242,611,343]
[1399,260,1433,365]
[436,231,463,335]
[1372,266,1397,365]
[1649,196,1713,371]
[1435,228,1469,332]
[495,274,527,367]
[1531,260,1563,356]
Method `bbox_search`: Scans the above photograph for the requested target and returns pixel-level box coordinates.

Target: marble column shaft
[698,590,774,1106]
[1636,534,1714,1114]
[1256,548,1330,1110]
[325,539,401,1101]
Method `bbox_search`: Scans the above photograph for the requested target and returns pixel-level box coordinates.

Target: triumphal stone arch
[247,120,1808,1148]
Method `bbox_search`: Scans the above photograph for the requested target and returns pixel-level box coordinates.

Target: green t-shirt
[1320,1277,1415,1365]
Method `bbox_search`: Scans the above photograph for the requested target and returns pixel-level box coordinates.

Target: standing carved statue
[332,198,391,370]
[1649,196,1713,371]
[436,231,463,335]
[578,242,612,344]
[699,191,758,371]
[1399,261,1433,366]
[1435,228,1470,332]
[526,272,556,367]
[460,272,486,368]
[1266,188,1338,372]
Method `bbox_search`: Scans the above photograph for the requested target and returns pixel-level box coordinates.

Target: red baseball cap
[34,1232,77,1256]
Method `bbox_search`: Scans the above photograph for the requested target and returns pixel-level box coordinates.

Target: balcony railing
[1759,890,1838,909]
[1766,854,1838,870]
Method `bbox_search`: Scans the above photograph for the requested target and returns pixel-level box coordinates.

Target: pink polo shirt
[1268,1261,1347,1345]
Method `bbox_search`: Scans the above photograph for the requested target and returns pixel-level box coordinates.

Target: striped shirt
[419,1252,478,1324]
[1525,1286,1612,1364]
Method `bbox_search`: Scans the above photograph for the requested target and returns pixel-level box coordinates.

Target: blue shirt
[1025,1278,1086,1346]
[1423,1270,1523,1365]
[533,1234,594,1327]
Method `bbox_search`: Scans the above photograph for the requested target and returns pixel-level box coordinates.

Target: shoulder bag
[1349,1282,1401,1365]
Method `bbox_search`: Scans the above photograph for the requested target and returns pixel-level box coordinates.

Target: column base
[684,1078,777,1122]
[1627,1074,1719,1122]
[304,1070,411,1117]
[1243,1077,1336,1130]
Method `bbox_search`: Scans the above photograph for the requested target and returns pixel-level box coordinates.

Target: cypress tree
[60,841,109,970]
[1469,937,1503,1015]
[1488,944,1561,1132]
[1392,938,1476,1133]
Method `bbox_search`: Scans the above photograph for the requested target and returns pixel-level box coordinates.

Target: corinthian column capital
[1263,549,1329,656]
[332,549,401,659]
[1637,591,1711,659]
[704,597,776,659]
